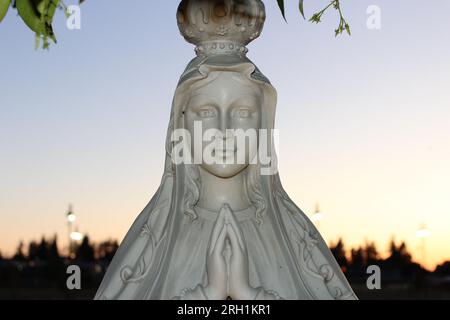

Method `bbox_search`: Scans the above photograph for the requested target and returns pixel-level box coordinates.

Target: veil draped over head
[94,50,357,300]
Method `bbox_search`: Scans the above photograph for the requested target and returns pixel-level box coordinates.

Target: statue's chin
[200,163,249,179]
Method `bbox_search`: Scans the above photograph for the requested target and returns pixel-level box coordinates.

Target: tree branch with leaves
[0,0,350,50]
[0,0,83,49]
[277,0,350,36]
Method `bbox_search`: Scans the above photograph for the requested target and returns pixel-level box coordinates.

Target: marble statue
[95,0,357,300]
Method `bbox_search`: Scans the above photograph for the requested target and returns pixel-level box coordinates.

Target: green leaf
[0,0,11,23]
[37,0,49,15]
[298,0,305,19]
[333,1,340,10]
[16,0,45,34]
[335,28,340,37]
[34,32,40,50]
[16,0,59,48]
[309,13,321,24]
[345,23,351,36]
[276,0,287,22]
[49,0,60,18]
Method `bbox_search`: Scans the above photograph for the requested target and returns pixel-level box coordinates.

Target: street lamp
[67,211,76,223]
[311,203,323,229]
[416,223,430,268]
[66,204,76,258]
[70,231,83,242]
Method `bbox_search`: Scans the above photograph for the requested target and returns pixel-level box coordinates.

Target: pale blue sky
[0,0,449,268]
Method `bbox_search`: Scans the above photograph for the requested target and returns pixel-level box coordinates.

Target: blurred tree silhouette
[96,240,119,263]
[27,240,39,261]
[364,241,379,266]
[37,237,49,261]
[25,236,61,262]
[48,236,60,261]
[2,236,450,299]
[435,261,450,275]
[386,239,413,266]
[350,246,365,270]
[330,238,349,271]
[75,236,95,262]
[13,241,26,261]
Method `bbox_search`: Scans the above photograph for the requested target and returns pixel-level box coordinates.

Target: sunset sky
[0,0,449,270]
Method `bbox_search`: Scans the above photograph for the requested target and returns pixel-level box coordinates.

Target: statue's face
[184,71,262,178]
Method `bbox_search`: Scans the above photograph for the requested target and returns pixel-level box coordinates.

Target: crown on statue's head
[177,0,266,57]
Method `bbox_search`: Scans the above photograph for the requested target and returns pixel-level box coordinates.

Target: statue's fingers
[213,223,228,258]
[219,204,231,219]
[208,213,225,255]
[224,206,245,251]
[226,221,244,256]
[229,221,246,254]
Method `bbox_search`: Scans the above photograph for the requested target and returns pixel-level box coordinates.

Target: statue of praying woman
[94,0,357,300]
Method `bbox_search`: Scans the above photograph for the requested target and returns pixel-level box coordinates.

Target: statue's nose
[219,113,228,132]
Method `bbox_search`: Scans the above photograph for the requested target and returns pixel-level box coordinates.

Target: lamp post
[311,203,323,230]
[70,230,83,242]
[416,223,430,269]
[66,204,76,259]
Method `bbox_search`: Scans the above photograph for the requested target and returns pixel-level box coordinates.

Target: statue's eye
[198,108,216,118]
[234,108,251,118]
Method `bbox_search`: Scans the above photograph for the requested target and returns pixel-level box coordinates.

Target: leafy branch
[0,0,351,50]
[277,0,351,36]
[0,0,83,49]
